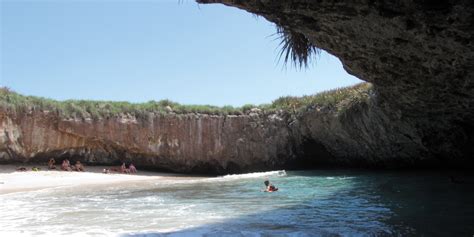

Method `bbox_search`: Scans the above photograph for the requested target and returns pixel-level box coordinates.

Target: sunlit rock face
[198,0,474,167]
[0,110,305,174]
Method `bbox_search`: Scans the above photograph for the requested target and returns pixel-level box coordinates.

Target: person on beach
[120,162,129,174]
[264,180,278,192]
[75,161,85,172]
[61,159,72,171]
[48,158,56,170]
[129,163,137,174]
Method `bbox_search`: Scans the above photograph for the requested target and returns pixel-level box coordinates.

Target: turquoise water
[1,170,474,236]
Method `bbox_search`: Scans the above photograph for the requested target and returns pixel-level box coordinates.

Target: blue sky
[0,0,361,106]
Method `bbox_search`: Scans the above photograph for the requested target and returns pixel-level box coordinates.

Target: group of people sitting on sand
[15,158,85,172]
[48,158,85,172]
[16,159,137,174]
[102,162,137,174]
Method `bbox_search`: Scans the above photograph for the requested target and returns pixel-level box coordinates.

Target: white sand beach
[0,165,196,195]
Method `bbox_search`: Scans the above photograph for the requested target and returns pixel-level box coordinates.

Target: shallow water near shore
[1,169,474,236]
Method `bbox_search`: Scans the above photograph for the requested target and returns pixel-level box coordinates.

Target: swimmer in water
[264,180,278,192]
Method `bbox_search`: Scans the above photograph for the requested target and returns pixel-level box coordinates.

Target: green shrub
[0,83,372,119]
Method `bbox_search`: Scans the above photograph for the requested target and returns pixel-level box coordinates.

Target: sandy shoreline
[0,165,202,195]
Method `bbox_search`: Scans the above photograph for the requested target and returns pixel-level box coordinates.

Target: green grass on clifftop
[0,83,372,119]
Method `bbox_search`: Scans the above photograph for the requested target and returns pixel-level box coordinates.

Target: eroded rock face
[0,84,464,174]
[197,0,474,165]
[0,110,302,173]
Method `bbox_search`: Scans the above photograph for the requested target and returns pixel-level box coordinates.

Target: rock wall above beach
[1,83,466,174]
[0,108,297,173]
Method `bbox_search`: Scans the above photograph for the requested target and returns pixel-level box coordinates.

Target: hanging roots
[276,25,320,68]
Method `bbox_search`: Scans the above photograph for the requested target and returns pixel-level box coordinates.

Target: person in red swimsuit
[264,180,278,192]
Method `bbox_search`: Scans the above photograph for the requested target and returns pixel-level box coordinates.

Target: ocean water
[1,170,474,236]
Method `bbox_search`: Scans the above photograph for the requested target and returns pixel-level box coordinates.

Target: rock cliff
[197,0,474,167]
[0,83,405,173]
[1,82,466,173]
[0,107,295,173]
